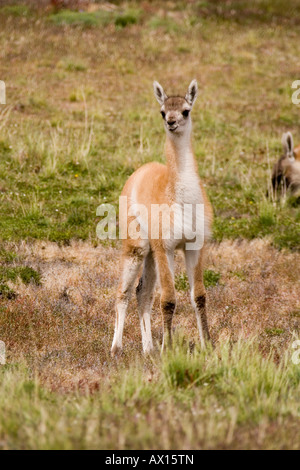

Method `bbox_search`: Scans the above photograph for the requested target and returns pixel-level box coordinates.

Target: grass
[0,1,299,249]
[0,0,300,450]
[0,284,16,300]
[0,246,41,299]
[265,328,285,337]
[0,238,298,449]
[175,272,189,291]
[49,8,141,29]
[49,10,111,27]
[0,5,32,17]
[0,338,299,450]
[204,269,221,288]
[175,269,221,291]
[196,0,300,24]
[0,265,41,285]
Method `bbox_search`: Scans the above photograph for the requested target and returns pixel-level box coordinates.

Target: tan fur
[111,81,213,354]
[271,133,300,197]
[282,159,300,193]
[294,144,300,160]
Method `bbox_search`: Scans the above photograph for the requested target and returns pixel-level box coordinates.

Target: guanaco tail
[111,80,213,355]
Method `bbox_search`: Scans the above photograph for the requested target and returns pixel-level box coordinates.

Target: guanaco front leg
[185,247,210,347]
[154,247,176,349]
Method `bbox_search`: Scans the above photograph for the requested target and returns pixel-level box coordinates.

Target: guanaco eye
[161,111,166,119]
[182,109,190,117]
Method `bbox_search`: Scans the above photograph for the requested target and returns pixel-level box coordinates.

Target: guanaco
[271,132,300,197]
[111,80,213,355]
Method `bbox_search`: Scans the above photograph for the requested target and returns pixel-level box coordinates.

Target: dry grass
[0,239,299,391]
[0,240,299,450]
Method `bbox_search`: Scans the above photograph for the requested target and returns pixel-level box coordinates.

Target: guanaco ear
[185,79,198,107]
[153,81,168,106]
[282,132,294,158]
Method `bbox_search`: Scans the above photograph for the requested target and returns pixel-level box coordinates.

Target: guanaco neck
[164,126,199,192]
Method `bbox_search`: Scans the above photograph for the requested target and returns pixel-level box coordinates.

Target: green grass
[148,16,181,33]
[0,246,41,299]
[115,9,141,28]
[57,58,87,73]
[0,3,299,249]
[0,338,299,450]
[175,269,221,291]
[0,5,32,17]
[49,10,112,28]
[204,270,221,288]
[0,284,16,300]
[265,328,285,337]
[175,272,189,291]
[49,8,141,29]
[0,266,41,285]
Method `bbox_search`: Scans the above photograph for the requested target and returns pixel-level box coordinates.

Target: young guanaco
[111,80,213,355]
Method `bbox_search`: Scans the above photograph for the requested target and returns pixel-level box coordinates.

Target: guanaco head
[153,80,198,136]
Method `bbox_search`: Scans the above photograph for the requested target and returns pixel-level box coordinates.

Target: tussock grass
[0,5,32,17]
[49,9,111,27]
[0,265,41,285]
[0,338,299,450]
[0,245,40,299]
[49,7,141,29]
[204,269,221,288]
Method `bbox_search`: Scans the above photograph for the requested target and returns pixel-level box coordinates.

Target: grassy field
[0,0,300,450]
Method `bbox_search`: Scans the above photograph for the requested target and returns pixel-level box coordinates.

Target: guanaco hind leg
[111,252,144,355]
[154,247,176,349]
